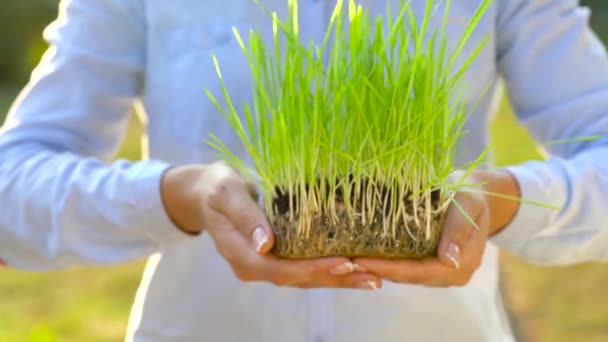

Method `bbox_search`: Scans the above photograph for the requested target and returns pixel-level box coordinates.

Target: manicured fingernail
[252,227,268,253]
[446,243,461,269]
[357,281,378,290]
[353,264,368,272]
[330,262,355,275]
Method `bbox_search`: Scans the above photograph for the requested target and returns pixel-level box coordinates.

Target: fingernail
[252,227,268,253]
[330,262,355,275]
[446,243,461,269]
[357,281,378,290]
[353,264,368,272]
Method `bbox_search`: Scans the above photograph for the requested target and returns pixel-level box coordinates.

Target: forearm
[489,147,608,265]
[494,0,608,265]
[0,143,188,270]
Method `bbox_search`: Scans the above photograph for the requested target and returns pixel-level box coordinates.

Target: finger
[258,256,362,287]
[296,272,383,290]
[205,162,275,253]
[353,258,453,285]
[233,242,382,289]
[437,192,486,270]
[205,209,370,287]
[206,197,382,289]
[215,161,260,202]
[205,210,256,266]
[458,202,490,273]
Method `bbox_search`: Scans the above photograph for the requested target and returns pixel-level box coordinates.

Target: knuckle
[220,174,246,190]
[206,185,227,206]
[206,177,243,207]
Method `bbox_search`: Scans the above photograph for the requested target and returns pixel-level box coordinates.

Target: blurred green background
[1,1,608,341]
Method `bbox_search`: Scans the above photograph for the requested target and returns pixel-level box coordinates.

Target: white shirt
[1,0,608,341]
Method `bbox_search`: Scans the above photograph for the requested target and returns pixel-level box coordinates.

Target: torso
[128,1,512,341]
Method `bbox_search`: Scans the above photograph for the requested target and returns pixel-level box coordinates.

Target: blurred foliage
[584,0,608,40]
[0,1,59,84]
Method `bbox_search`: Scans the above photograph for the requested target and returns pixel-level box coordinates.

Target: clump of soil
[269,178,448,259]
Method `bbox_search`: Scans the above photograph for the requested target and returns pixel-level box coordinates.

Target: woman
[1,0,607,340]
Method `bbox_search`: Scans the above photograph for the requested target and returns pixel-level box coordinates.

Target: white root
[400,202,417,242]
[425,190,431,241]
[412,194,420,228]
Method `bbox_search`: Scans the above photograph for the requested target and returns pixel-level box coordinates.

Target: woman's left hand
[352,170,520,287]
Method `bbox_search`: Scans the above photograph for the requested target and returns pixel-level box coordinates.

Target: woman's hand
[161,162,382,290]
[352,170,520,287]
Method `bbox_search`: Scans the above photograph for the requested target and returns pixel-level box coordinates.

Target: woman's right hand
[160,162,381,290]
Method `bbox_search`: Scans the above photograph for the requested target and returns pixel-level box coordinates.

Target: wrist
[472,169,521,237]
[160,165,208,235]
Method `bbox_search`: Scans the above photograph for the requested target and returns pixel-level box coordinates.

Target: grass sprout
[206,0,494,258]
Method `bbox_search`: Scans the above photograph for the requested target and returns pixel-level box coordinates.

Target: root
[271,188,447,259]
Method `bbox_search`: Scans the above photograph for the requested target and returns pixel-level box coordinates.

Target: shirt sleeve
[490,0,608,265]
[0,0,191,270]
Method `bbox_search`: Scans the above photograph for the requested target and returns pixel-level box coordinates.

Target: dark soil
[269,179,447,259]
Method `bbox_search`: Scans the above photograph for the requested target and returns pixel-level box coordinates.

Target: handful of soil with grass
[271,179,448,258]
[206,0,492,259]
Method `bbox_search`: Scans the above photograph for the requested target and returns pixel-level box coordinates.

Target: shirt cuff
[132,160,197,247]
[490,159,568,251]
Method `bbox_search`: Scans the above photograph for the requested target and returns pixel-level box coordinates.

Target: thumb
[206,163,275,254]
[438,172,488,269]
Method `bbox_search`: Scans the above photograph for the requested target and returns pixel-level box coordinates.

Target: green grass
[210,0,492,258]
[1,85,608,341]
[0,262,144,342]
[211,0,490,223]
